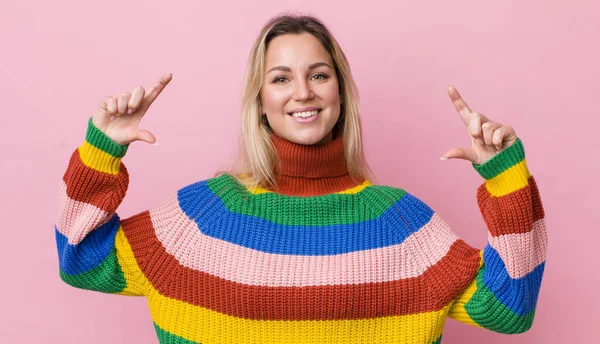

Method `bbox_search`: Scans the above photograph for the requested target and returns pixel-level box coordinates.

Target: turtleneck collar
[269,132,365,196]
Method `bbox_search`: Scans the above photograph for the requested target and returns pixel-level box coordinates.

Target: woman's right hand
[92,73,173,145]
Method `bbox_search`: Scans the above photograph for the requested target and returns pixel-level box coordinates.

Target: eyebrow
[266,62,332,74]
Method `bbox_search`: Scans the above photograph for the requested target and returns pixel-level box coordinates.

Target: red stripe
[63,149,129,213]
[274,174,365,196]
[477,176,544,237]
[121,211,481,320]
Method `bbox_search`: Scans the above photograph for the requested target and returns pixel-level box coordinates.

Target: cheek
[261,86,289,112]
[320,81,341,104]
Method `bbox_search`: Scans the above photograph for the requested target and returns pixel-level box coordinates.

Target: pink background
[2,0,598,343]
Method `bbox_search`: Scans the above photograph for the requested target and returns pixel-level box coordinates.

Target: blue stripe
[177,181,434,255]
[482,244,545,316]
[55,214,120,275]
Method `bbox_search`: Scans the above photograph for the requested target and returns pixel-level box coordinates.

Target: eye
[272,76,288,84]
[311,73,328,81]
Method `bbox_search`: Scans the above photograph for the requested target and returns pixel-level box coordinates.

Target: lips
[289,109,321,123]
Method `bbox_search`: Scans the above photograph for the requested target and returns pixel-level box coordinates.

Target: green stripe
[154,322,440,343]
[155,323,199,343]
[59,249,127,293]
[472,138,525,180]
[465,266,535,333]
[85,117,129,158]
[207,174,407,226]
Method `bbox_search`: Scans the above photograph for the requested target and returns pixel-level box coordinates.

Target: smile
[288,109,322,123]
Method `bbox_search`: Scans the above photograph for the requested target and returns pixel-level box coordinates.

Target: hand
[92,73,173,145]
[441,85,518,165]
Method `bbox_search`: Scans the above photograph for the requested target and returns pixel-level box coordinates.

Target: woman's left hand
[441,85,518,165]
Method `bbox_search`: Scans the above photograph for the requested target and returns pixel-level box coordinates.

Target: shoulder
[170,173,252,204]
[359,182,441,232]
[361,183,434,214]
[361,184,469,258]
[148,174,245,219]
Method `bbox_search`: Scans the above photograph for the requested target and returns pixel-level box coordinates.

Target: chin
[289,131,331,145]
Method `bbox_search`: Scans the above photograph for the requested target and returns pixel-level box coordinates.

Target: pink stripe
[55,181,110,245]
[488,218,548,279]
[149,195,460,287]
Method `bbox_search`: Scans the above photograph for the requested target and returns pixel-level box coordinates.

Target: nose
[292,78,314,102]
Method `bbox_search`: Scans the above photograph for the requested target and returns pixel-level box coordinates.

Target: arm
[448,138,547,333]
[55,117,147,296]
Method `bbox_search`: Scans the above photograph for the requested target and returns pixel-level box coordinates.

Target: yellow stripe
[485,160,530,197]
[78,141,122,175]
[246,185,271,195]
[247,179,373,195]
[149,289,449,343]
[115,228,147,296]
[337,179,373,194]
[447,280,482,327]
[231,174,270,195]
[448,251,483,328]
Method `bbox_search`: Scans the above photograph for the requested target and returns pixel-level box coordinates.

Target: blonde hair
[217,12,376,191]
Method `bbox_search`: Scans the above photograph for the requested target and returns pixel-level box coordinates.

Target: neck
[269,132,365,196]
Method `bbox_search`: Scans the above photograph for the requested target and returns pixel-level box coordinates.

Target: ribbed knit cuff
[78,117,130,174]
[86,117,130,157]
[472,138,525,180]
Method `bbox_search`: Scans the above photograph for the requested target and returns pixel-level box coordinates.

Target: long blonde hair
[217,12,376,191]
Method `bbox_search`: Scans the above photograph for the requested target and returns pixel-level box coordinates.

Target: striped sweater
[55,117,547,343]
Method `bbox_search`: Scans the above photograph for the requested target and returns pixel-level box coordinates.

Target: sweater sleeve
[447,138,547,333]
[54,117,149,296]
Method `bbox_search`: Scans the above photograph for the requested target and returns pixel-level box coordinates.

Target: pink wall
[2,0,597,343]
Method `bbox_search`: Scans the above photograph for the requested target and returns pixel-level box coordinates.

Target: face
[260,33,341,145]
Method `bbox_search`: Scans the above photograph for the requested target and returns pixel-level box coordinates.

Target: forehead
[265,33,333,67]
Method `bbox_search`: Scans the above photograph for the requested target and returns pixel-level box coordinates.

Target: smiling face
[260,33,342,145]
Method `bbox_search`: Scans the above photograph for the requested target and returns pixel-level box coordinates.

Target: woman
[55,14,547,343]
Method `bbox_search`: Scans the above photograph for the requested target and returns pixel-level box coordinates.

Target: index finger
[447,85,472,125]
[143,73,173,106]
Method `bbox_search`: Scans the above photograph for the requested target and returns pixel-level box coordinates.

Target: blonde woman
[55,13,547,343]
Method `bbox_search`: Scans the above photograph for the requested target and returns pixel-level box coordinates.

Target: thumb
[133,129,157,145]
[441,147,477,163]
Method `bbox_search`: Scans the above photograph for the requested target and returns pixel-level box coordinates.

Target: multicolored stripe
[448,138,547,333]
[56,117,144,295]
[55,119,546,343]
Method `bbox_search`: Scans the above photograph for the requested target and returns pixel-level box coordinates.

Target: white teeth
[291,110,319,118]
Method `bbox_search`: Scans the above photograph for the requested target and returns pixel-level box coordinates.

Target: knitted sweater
[55,118,547,344]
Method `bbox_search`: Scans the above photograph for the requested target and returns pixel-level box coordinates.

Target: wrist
[473,138,530,197]
[78,117,129,174]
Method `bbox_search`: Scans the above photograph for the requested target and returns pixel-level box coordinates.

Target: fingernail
[440,157,448,161]
[152,140,159,146]
[476,138,484,145]
[127,109,133,115]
